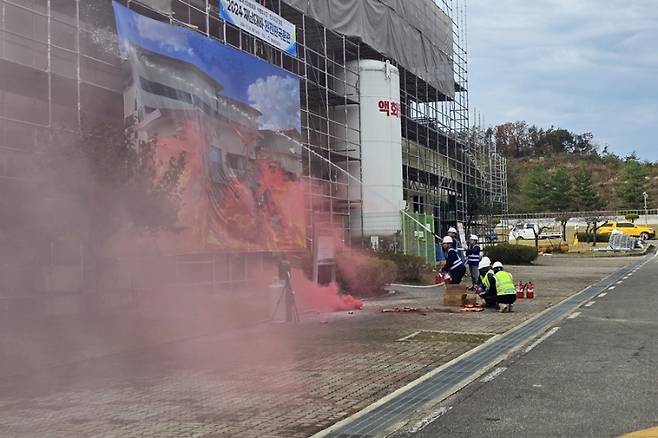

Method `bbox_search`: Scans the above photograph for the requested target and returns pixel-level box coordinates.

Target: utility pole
[643,192,649,226]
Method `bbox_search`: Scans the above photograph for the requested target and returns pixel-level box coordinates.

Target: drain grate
[322,257,648,438]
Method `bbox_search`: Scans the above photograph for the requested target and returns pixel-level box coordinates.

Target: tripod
[271,271,300,323]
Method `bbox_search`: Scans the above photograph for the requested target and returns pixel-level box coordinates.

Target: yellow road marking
[619,426,658,437]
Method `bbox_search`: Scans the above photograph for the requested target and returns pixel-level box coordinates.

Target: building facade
[0,0,507,260]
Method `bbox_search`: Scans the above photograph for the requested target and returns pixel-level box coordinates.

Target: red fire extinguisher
[516,282,525,299]
[526,281,535,299]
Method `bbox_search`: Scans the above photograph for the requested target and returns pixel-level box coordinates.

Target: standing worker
[441,236,466,284]
[492,261,517,313]
[447,227,459,249]
[466,235,482,288]
[477,257,498,309]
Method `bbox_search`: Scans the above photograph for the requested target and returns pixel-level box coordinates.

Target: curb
[388,283,445,290]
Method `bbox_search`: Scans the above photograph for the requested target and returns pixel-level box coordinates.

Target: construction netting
[401,212,437,265]
[283,0,455,99]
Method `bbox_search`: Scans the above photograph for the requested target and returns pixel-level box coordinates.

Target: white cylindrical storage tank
[354,59,404,236]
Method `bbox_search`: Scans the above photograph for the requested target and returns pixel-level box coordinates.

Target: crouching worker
[493,261,517,313]
[441,236,466,284]
[478,257,498,309]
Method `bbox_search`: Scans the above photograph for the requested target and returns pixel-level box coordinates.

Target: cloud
[468,0,658,160]
[247,75,301,131]
[135,14,194,57]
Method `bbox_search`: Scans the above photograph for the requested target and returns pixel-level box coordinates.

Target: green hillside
[481,122,658,213]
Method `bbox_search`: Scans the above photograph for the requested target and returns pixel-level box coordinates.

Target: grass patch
[407,331,494,344]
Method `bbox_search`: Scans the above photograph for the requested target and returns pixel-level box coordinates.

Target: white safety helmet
[442,236,453,244]
[478,259,491,270]
[448,227,457,234]
[493,261,504,269]
[469,234,479,241]
[481,256,491,265]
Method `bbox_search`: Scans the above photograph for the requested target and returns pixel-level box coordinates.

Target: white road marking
[480,367,507,383]
[584,301,596,307]
[524,327,560,353]
[567,312,581,320]
[406,407,453,434]
[608,286,616,290]
[598,293,607,298]
[616,281,624,285]
[397,331,421,342]
[532,384,543,388]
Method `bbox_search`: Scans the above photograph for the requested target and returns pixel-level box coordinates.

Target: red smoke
[290,269,364,312]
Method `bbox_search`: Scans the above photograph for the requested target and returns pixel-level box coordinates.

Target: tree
[548,166,573,211]
[492,121,599,159]
[521,165,552,212]
[546,166,574,241]
[466,190,492,231]
[495,121,530,158]
[584,216,607,247]
[617,159,648,208]
[572,132,596,156]
[572,169,601,211]
[625,213,640,223]
[542,127,573,155]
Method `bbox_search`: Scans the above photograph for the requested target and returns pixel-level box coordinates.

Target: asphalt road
[413,254,658,438]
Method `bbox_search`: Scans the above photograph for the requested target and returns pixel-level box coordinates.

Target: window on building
[208,146,225,184]
[226,153,244,172]
[139,77,193,104]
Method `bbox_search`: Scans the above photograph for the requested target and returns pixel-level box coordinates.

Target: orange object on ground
[461,304,484,312]
[381,307,454,316]
[435,272,453,285]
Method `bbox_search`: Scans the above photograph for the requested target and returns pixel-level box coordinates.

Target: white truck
[509,223,563,241]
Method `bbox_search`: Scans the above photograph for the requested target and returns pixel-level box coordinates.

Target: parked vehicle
[597,221,655,240]
[509,223,562,241]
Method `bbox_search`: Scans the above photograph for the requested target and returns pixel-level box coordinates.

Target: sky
[112,1,300,131]
[467,0,658,162]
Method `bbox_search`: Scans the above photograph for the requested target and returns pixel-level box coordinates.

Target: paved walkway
[0,256,634,437]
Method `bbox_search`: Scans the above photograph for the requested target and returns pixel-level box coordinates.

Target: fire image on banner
[113,2,304,253]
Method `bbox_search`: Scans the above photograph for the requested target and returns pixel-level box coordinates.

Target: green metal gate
[401,212,436,265]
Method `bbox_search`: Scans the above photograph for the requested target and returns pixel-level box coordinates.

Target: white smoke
[247,75,301,131]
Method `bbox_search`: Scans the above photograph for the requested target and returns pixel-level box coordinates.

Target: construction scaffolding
[0,0,508,250]
[464,111,510,242]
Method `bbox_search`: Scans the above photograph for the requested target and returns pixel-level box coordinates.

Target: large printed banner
[219,0,297,57]
[112,2,304,253]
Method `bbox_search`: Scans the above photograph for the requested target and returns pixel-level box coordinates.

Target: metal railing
[497,208,658,223]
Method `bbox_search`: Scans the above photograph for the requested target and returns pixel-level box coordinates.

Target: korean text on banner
[219,0,297,57]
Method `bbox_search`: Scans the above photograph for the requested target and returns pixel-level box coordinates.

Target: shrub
[576,232,611,243]
[375,252,428,283]
[336,252,397,297]
[538,242,569,254]
[484,244,538,265]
